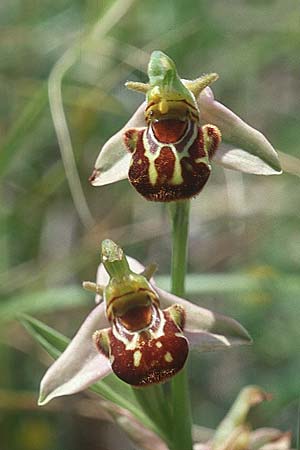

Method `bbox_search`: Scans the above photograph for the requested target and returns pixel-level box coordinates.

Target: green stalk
[169,200,190,296]
[131,385,171,441]
[168,200,193,450]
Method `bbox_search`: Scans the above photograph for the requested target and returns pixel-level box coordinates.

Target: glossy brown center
[152,119,187,143]
[119,305,152,331]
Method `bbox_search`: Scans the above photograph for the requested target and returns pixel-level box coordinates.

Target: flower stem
[169,200,190,296]
[131,386,171,443]
[168,200,193,450]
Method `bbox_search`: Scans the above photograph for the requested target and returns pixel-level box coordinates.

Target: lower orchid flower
[89,51,281,201]
[39,239,251,405]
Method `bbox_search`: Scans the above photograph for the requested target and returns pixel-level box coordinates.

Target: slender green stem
[168,200,193,450]
[131,386,171,443]
[169,200,190,296]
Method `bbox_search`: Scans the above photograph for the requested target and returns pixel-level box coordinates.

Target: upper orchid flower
[38,239,251,405]
[89,51,281,201]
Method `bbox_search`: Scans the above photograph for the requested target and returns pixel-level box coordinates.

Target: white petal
[91,153,131,187]
[95,256,146,303]
[257,433,292,450]
[39,303,111,405]
[193,445,212,450]
[184,330,244,351]
[91,102,146,187]
[198,88,282,175]
[156,287,251,349]
[211,145,282,175]
[249,428,288,450]
[126,255,146,274]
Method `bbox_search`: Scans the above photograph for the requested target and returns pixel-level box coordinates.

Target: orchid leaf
[21,313,69,358]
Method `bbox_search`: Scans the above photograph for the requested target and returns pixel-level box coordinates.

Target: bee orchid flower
[39,239,251,406]
[89,51,281,201]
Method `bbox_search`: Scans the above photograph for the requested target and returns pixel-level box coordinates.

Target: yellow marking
[195,157,207,164]
[114,307,166,350]
[133,350,142,367]
[169,121,198,184]
[159,100,169,114]
[146,146,184,187]
[202,124,222,154]
[93,330,101,342]
[170,152,184,185]
[137,159,142,165]
[164,352,173,363]
[148,160,158,186]
[149,86,161,102]
[142,131,159,186]
[156,341,162,348]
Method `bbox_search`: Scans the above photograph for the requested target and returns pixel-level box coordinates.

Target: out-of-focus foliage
[0,0,299,449]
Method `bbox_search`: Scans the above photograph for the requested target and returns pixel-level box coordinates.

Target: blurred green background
[0,0,299,449]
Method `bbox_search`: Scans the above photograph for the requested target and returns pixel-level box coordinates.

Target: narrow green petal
[147,51,196,106]
[101,239,131,280]
[95,256,146,303]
